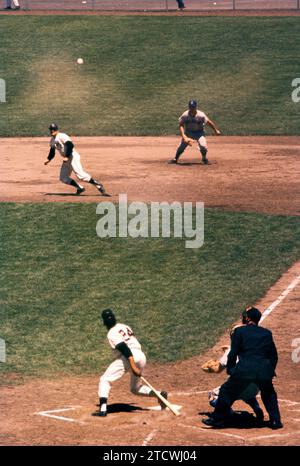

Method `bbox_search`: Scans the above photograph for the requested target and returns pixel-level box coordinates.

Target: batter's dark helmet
[49,123,59,132]
[101,309,117,328]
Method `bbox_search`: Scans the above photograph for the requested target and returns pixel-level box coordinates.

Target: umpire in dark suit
[202,307,283,429]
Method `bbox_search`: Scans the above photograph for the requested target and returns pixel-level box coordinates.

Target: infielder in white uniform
[168,99,221,165]
[95,309,167,417]
[44,123,110,196]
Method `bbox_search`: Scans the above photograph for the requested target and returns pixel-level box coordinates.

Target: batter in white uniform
[95,309,167,417]
[44,123,110,196]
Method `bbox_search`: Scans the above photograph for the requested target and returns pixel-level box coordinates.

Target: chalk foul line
[260,274,300,323]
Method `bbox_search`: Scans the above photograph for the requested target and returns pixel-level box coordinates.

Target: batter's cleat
[97,184,105,194]
[202,158,209,165]
[76,187,86,195]
[14,6,21,9]
[168,159,178,164]
[158,391,168,410]
[269,420,283,430]
[97,184,111,197]
[3,6,12,9]
[92,410,107,417]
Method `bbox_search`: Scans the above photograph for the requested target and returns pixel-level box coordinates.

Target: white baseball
[77,58,84,65]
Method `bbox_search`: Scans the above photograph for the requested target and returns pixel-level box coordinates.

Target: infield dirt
[0,136,299,216]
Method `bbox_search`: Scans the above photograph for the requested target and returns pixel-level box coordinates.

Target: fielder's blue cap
[188,99,197,108]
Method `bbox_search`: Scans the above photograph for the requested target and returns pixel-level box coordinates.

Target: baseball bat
[140,376,180,416]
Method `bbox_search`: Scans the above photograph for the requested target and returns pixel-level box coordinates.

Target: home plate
[148,404,182,412]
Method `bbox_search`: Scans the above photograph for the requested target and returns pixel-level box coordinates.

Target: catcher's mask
[243,307,262,325]
[101,309,117,329]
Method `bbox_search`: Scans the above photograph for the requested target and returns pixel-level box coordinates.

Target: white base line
[172,390,208,396]
[249,431,300,441]
[260,274,300,323]
[278,399,300,406]
[142,429,158,447]
[199,429,245,441]
[36,406,84,424]
[38,413,77,423]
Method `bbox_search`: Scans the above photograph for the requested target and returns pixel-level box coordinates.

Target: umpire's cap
[49,123,59,132]
[101,308,117,328]
[188,99,197,109]
[245,306,262,324]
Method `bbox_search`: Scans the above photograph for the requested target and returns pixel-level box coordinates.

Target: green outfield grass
[0,203,300,382]
[0,16,300,136]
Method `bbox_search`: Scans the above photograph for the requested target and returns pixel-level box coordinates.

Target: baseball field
[1,11,300,447]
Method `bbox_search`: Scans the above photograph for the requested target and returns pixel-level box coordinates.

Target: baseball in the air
[77,58,84,65]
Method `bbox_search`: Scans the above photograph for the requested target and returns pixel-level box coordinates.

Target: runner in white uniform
[44,123,110,196]
[95,309,167,417]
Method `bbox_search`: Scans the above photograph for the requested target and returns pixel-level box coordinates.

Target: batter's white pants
[59,151,91,186]
[98,349,153,399]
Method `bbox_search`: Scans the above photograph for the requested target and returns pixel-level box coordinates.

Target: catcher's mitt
[201,359,223,373]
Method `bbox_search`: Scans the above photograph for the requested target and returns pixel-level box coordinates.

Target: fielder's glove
[184,137,193,146]
[201,359,223,373]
